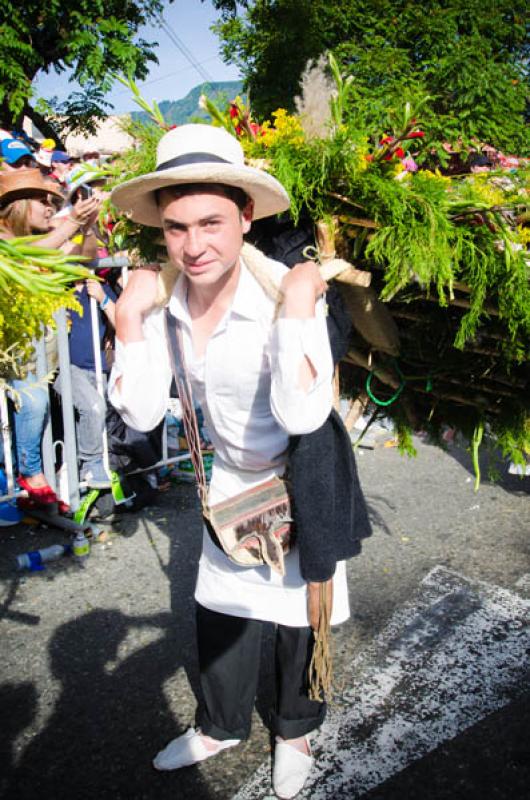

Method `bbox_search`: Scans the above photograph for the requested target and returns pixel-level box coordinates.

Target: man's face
[158,189,252,288]
[52,161,71,180]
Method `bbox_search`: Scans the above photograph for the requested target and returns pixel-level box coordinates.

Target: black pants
[195,603,326,741]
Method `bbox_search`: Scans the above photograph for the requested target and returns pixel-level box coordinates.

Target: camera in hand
[78,184,93,201]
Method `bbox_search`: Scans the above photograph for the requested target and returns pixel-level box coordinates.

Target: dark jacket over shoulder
[249,217,373,581]
[287,275,373,582]
[287,231,371,582]
[289,409,372,582]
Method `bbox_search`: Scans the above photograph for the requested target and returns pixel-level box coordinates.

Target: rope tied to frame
[365,359,406,407]
[365,358,436,407]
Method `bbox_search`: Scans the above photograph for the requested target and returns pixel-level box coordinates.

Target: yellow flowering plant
[255,108,305,150]
[0,238,89,381]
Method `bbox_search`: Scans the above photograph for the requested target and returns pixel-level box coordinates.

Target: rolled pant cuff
[270,705,326,739]
[196,710,249,742]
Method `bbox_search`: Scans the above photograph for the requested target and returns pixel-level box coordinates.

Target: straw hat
[111,124,290,227]
[0,169,64,207]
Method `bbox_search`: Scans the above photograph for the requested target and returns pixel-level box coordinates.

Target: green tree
[210,0,530,154]
[0,0,174,143]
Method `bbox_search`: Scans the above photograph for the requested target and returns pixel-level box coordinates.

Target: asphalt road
[0,437,529,799]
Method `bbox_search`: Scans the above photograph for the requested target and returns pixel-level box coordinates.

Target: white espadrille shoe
[272,736,313,799]
[153,727,240,771]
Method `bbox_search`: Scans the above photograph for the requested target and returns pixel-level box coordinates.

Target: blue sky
[33,1,242,115]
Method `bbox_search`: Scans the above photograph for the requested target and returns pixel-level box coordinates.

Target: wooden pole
[343,392,370,432]
[343,349,402,390]
[316,219,343,411]
[421,295,500,317]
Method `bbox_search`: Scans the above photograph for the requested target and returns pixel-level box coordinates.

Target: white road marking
[232,566,530,799]
[515,573,530,593]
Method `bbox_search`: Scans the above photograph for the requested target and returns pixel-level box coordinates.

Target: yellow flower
[259,108,305,148]
[420,169,451,186]
[466,175,506,207]
[516,224,530,246]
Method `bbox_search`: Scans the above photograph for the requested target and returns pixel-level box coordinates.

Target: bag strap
[164,308,210,516]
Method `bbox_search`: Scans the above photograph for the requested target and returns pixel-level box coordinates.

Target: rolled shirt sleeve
[269,297,334,435]
[108,307,172,432]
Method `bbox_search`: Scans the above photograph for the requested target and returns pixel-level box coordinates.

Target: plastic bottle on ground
[16,544,69,571]
[72,529,90,565]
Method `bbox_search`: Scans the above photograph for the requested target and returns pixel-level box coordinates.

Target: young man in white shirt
[109,124,344,799]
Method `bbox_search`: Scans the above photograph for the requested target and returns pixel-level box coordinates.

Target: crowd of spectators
[0,129,133,524]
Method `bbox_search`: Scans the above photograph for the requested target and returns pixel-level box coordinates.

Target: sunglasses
[13,157,37,169]
[32,194,60,208]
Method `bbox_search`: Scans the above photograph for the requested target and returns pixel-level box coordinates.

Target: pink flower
[401,156,418,172]
[498,154,519,169]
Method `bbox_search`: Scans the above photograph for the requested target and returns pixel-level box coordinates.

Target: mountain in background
[130,80,243,125]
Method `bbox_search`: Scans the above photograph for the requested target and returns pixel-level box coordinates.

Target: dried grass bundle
[295,54,335,139]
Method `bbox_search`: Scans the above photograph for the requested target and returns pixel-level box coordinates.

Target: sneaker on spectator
[80,460,111,489]
[0,501,23,526]
[0,468,23,526]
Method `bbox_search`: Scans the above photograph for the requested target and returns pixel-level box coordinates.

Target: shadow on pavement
[1,484,218,800]
[2,607,217,800]
[0,681,38,796]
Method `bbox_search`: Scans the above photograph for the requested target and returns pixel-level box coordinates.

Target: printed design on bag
[209,477,293,575]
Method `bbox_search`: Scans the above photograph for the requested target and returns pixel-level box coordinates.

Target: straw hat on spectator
[111,123,290,227]
[0,169,64,207]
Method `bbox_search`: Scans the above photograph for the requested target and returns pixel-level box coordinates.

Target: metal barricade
[0,261,191,512]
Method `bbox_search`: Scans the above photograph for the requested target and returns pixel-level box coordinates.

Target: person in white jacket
[109,124,348,799]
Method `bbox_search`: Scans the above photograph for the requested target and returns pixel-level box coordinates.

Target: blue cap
[0,138,34,165]
[51,150,71,164]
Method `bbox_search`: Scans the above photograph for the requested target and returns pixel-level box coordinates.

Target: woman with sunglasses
[0,169,99,253]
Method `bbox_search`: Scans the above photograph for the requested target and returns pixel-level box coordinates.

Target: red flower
[379,135,394,145]
[383,146,405,161]
[365,154,374,162]
[406,131,425,139]
[229,104,240,119]
[235,124,243,136]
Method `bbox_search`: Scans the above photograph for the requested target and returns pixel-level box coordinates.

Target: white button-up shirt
[109,257,350,626]
[109,257,334,456]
